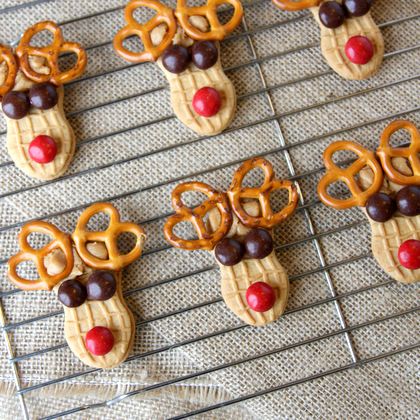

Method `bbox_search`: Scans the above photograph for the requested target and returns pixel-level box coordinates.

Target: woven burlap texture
[0,0,419,418]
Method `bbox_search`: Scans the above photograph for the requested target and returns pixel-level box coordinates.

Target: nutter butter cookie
[164,157,299,326]
[0,21,87,180]
[114,0,243,136]
[272,0,384,80]
[8,203,146,369]
[318,120,420,284]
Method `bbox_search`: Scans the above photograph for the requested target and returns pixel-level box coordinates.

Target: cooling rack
[0,0,419,418]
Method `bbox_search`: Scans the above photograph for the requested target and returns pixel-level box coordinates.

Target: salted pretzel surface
[0,45,18,97]
[8,221,74,291]
[318,141,384,209]
[164,182,233,251]
[175,0,243,41]
[377,120,420,186]
[272,0,321,11]
[72,203,146,271]
[227,157,298,228]
[114,0,177,63]
[16,20,87,85]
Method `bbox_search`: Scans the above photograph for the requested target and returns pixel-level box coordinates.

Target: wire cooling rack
[0,0,419,418]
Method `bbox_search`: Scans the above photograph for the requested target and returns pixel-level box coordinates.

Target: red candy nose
[345,36,374,65]
[28,135,57,163]
[398,239,420,270]
[192,87,221,117]
[246,282,276,313]
[85,326,114,356]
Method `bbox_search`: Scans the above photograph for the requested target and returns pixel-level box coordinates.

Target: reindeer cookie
[0,21,87,180]
[164,157,299,326]
[272,0,384,80]
[113,0,243,136]
[318,120,420,284]
[8,203,146,369]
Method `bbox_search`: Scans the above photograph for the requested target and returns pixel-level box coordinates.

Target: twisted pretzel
[272,0,321,11]
[8,221,74,291]
[164,182,233,251]
[227,157,299,229]
[175,0,243,41]
[114,0,177,63]
[0,45,17,97]
[72,203,146,271]
[318,141,384,209]
[16,20,87,85]
[377,120,420,186]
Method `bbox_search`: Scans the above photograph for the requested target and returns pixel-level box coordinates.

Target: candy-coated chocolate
[246,282,276,312]
[28,135,58,163]
[366,192,396,222]
[58,279,87,308]
[162,45,190,74]
[2,91,30,119]
[398,239,420,270]
[244,228,273,259]
[86,271,116,301]
[343,0,372,17]
[85,326,114,356]
[215,238,245,266]
[319,1,346,29]
[192,87,221,117]
[396,186,420,217]
[191,41,218,70]
[345,36,374,64]
[29,82,58,110]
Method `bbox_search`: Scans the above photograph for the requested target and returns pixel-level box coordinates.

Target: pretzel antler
[377,120,420,186]
[318,141,384,209]
[72,203,146,271]
[0,44,18,97]
[16,20,87,85]
[8,221,74,291]
[227,157,299,229]
[272,0,321,11]
[114,0,177,63]
[175,0,243,41]
[164,182,233,251]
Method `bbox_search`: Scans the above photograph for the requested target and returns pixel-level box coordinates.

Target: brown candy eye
[58,279,87,308]
[319,1,346,29]
[244,228,273,260]
[343,0,372,17]
[162,45,191,74]
[215,238,245,266]
[29,82,58,110]
[396,186,420,217]
[191,41,218,70]
[86,271,116,301]
[366,192,396,222]
[2,91,30,119]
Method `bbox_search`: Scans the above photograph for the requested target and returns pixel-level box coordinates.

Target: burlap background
[0,0,419,418]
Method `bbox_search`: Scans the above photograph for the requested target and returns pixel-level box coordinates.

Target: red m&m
[345,35,374,65]
[28,135,57,163]
[246,282,276,313]
[398,240,420,270]
[192,87,221,117]
[85,326,114,356]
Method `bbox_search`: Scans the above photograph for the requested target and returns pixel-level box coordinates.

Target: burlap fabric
[0,0,419,418]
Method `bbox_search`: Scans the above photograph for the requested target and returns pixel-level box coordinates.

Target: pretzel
[227,157,299,229]
[318,141,384,209]
[8,221,74,291]
[164,182,233,251]
[114,0,177,63]
[271,0,321,11]
[175,0,243,41]
[0,44,18,97]
[72,202,146,271]
[16,20,87,85]
[376,120,420,186]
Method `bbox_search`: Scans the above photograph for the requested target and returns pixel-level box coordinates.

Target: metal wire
[0,1,419,418]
